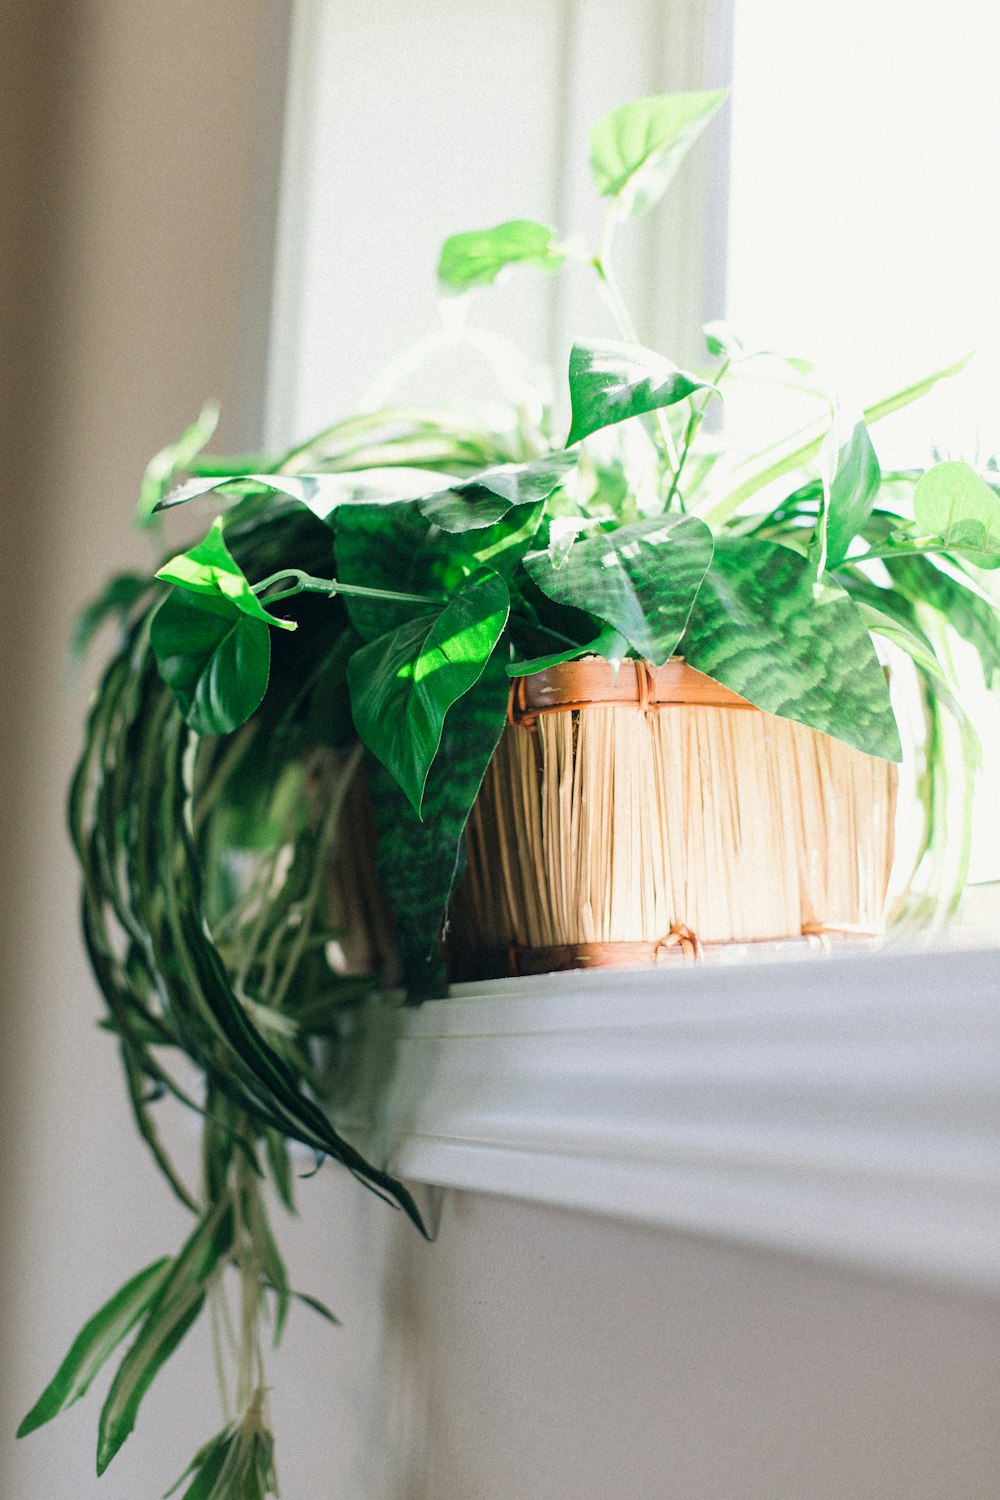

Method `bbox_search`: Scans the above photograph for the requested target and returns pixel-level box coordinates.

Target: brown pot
[448,657,898,980]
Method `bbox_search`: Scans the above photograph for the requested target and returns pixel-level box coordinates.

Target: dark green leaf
[263,1128,295,1214]
[681,537,901,760]
[821,420,881,570]
[164,1427,235,1498]
[418,453,574,533]
[525,514,713,665]
[349,571,510,814]
[97,1203,234,1474]
[913,460,1000,568]
[334,500,435,641]
[156,517,296,628]
[567,338,715,447]
[368,648,510,997]
[589,91,726,218]
[71,574,152,665]
[289,1289,340,1326]
[17,1259,172,1439]
[151,589,271,735]
[437,220,564,292]
[136,402,219,527]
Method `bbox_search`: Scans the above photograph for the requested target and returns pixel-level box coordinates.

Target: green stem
[252,569,445,607]
[591,212,680,478]
[666,357,731,511]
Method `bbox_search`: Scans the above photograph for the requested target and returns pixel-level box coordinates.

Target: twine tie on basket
[652,923,704,965]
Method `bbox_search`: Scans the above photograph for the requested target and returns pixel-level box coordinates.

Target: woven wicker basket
[449,657,898,979]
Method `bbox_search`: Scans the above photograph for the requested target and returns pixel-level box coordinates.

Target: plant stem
[591,211,681,478]
[252,569,445,607]
[665,357,731,512]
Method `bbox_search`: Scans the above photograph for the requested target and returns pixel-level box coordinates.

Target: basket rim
[509,656,756,723]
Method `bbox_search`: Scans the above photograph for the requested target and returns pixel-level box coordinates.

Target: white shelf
[333,945,1000,1293]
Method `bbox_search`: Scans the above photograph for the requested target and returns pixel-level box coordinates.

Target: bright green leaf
[156,518,295,629]
[680,537,902,760]
[17,1259,172,1439]
[507,627,629,676]
[820,420,881,570]
[883,552,1000,689]
[349,571,510,814]
[437,220,565,292]
[567,338,716,447]
[913,460,1000,568]
[418,453,575,532]
[590,91,726,218]
[525,514,713,665]
[150,589,271,735]
[136,402,219,527]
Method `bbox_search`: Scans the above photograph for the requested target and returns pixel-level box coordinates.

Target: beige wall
[0,5,287,1493]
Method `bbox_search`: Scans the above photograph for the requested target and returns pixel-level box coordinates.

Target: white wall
[0,5,291,1494]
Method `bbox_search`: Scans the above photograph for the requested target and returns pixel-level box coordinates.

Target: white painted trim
[334,946,1000,1294]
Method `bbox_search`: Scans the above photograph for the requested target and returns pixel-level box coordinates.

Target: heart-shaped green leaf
[524,514,714,665]
[590,91,726,219]
[913,460,1000,568]
[17,1258,172,1439]
[437,220,564,293]
[156,517,295,628]
[681,536,901,760]
[567,339,715,447]
[418,452,575,532]
[151,589,271,735]
[821,419,881,570]
[348,570,510,814]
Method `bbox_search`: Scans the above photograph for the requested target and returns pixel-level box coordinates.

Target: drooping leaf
[151,589,271,736]
[567,338,715,447]
[589,90,726,218]
[819,419,881,570]
[368,648,510,998]
[349,571,510,814]
[913,460,1000,568]
[156,517,295,629]
[71,573,153,665]
[680,536,901,760]
[437,220,565,292]
[17,1259,173,1439]
[507,627,629,677]
[164,1427,236,1499]
[97,1203,235,1474]
[417,453,575,532]
[136,401,219,526]
[702,353,973,529]
[157,466,459,520]
[524,514,713,665]
[883,552,1000,689]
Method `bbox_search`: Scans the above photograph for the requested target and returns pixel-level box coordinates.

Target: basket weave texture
[451,658,898,978]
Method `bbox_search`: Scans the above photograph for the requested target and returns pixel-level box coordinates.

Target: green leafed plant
[24,88,1000,1497]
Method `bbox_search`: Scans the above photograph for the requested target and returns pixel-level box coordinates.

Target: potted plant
[19,91,1000,1495]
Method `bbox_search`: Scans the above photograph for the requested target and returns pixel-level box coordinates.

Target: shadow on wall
[0,4,289,1494]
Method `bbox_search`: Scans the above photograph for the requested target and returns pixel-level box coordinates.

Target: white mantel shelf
[335,946,1000,1294]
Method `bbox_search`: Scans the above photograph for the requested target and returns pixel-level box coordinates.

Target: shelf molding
[333,946,1000,1293]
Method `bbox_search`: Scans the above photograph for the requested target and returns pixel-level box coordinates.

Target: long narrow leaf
[17,1259,172,1438]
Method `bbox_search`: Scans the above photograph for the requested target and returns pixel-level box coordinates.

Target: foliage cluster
[20,91,1000,1497]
